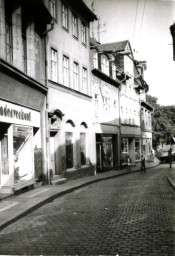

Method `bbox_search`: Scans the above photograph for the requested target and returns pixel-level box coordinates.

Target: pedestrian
[168,149,172,168]
[140,155,146,173]
[127,155,131,171]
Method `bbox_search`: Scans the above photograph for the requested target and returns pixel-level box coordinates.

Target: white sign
[0,100,40,127]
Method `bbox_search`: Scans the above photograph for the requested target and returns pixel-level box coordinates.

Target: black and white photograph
[0,0,175,255]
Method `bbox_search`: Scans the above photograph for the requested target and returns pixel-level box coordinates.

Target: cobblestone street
[0,165,175,256]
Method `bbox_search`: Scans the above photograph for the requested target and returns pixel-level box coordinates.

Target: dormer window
[93,50,98,69]
[101,55,109,75]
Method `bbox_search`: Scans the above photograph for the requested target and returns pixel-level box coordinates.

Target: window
[81,22,86,45]
[82,67,88,94]
[50,0,56,19]
[51,48,58,82]
[93,50,98,69]
[5,1,13,64]
[103,96,110,117]
[62,3,68,29]
[22,8,27,73]
[112,63,116,79]
[72,14,78,38]
[101,55,109,75]
[63,55,69,86]
[80,133,86,166]
[73,62,79,90]
[114,100,117,119]
[65,132,73,169]
[95,94,99,117]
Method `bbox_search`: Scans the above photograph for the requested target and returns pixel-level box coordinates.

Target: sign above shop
[0,100,40,127]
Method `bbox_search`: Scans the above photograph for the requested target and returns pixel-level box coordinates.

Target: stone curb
[166,175,175,191]
[0,162,160,231]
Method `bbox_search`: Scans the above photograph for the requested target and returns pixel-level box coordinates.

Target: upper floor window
[103,96,110,117]
[50,0,56,19]
[82,67,88,94]
[22,8,27,73]
[62,3,68,29]
[101,55,109,75]
[93,50,98,69]
[114,100,117,118]
[73,62,79,90]
[112,63,116,79]
[51,48,58,82]
[72,14,78,38]
[81,22,86,45]
[63,55,69,86]
[5,1,13,64]
[95,94,99,117]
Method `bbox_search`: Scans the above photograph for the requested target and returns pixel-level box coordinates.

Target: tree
[146,95,175,148]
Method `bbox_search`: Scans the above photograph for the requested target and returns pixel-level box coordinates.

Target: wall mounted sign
[0,100,40,127]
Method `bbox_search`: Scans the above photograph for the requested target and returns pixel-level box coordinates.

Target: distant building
[90,38,121,172]
[0,0,52,195]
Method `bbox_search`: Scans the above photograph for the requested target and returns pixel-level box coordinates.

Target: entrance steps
[51,175,67,185]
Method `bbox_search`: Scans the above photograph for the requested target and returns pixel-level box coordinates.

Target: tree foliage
[146,95,175,148]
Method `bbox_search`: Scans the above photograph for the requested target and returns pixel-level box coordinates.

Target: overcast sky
[84,0,175,106]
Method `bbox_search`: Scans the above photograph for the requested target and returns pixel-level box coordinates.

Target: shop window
[13,126,33,184]
[102,136,113,169]
[72,14,78,38]
[62,3,68,30]
[135,139,141,161]
[1,132,9,175]
[81,22,86,45]
[80,133,86,166]
[73,62,79,90]
[5,0,13,64]
[121,138,128,162]
[63,55,69,86]
[51,48,58,82]
[65,132,73,169]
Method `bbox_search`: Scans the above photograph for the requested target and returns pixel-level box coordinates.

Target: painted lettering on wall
[0,104,31,121]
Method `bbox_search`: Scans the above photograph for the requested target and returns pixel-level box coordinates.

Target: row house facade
[90,38,121,173]
[0,0,53,195]
[44,0,97,183]
[90,40,153,165]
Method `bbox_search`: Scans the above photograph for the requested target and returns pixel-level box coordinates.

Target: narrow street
[0,165,175,256]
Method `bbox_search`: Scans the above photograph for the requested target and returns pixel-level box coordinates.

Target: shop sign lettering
[0,104,31,121]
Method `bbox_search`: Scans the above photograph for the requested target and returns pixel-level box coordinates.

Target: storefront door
[0,124,12,188]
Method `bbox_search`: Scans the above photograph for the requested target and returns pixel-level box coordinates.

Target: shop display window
[65,132,73,169]
[135,139,141,160]
[13,125,33,184]
[121,138,128,162]
[80,133,86,166]
[1,133,9,175]
[102,136,113,169]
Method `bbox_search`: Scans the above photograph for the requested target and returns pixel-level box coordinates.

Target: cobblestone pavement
[0,165,175,256]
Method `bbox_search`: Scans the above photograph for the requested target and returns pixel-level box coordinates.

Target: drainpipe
[43,20,54,184]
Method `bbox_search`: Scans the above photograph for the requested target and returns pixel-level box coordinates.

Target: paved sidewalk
[0,159,160,231]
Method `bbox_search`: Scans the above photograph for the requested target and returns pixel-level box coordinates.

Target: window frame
[50,0,57,20]
[62,2,69,30]
[82,67,88,94]
[81,22,87,45]
[5,2,13,64]
[73,61,79,90]
[72,13,78,38]
[50,48,58,82]
[63,55,69,87]
[93,50,98,69]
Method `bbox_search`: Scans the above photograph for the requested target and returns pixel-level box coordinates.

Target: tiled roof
[94,40,129,53]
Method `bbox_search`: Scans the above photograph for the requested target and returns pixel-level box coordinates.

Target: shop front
[0,100,40,194]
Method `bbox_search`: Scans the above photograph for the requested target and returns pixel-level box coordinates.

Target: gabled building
[45,0,97,182]
[0,0,52,195]
[91,39,153,165]
[90,38,121,172]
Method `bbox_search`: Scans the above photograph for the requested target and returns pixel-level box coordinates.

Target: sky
[84,0,175,106]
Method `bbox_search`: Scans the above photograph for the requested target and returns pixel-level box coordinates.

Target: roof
[141,101,154,111]
[93,40,129,53]
[66,0,97,22]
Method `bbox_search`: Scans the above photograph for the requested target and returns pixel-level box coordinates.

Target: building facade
[0,0,52,195]
[90,39,121,172]
[45,0,97,182]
